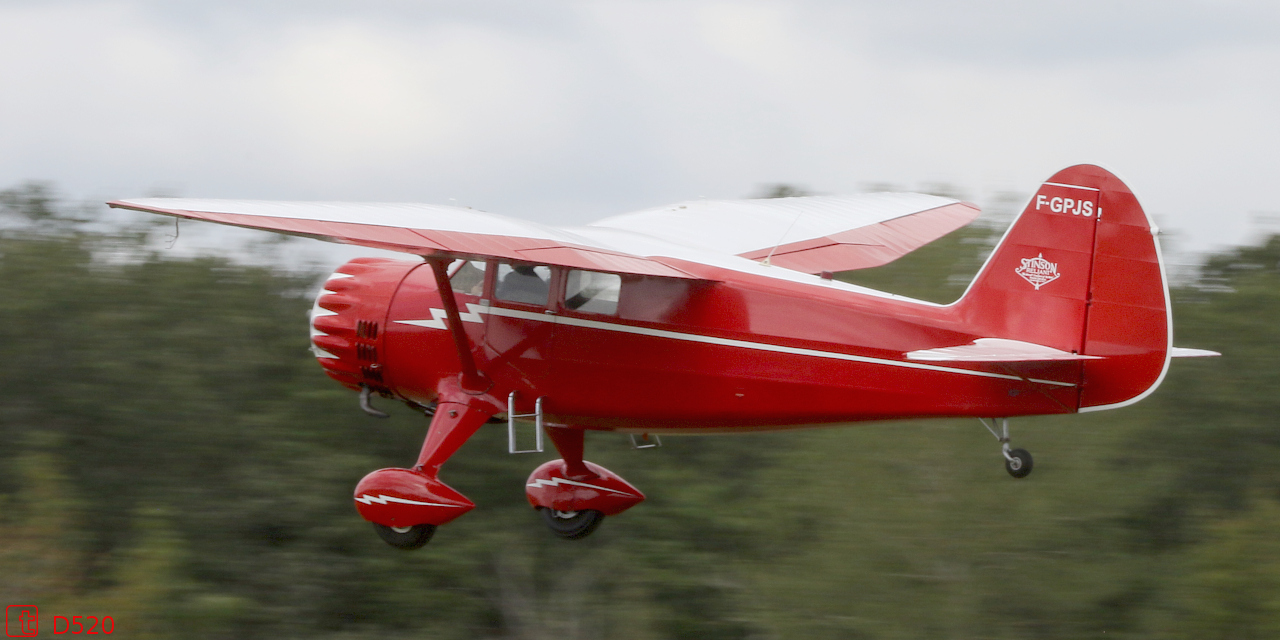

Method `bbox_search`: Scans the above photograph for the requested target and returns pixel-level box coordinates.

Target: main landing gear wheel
[1005,448,1033,478]
[373,523,437,550]
[540,508,605,540]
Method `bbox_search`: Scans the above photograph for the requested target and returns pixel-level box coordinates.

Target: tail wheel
[540,508,605,540]
[373,523,436,550]
[1005,448,1034,479]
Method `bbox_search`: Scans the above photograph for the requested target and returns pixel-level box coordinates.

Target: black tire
[540,508,605,540]
[373,522,436,550]
[1005,448,1034,479]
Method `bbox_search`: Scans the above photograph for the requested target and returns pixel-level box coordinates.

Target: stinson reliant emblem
[1015,254,1061,290]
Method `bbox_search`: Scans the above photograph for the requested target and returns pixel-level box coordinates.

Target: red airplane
[110,164,1216,549]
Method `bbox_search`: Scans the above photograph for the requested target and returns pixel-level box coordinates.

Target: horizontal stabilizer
[905,338,1104,363]
[1171,347,1220,358]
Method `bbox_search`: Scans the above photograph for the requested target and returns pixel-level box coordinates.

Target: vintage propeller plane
[110,164,1216,549]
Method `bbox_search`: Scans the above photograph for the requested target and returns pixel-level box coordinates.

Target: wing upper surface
[589,193,980,273]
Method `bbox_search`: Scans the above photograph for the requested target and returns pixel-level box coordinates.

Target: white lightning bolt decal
[395,303,487,329]
[526,477,635,496]
[354,494,463,508]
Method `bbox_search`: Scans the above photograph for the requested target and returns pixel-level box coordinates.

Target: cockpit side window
[564,270,621,315]
[448,260,487,296]
[494,263,552,306]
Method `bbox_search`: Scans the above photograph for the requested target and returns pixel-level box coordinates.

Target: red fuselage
[317,257,1083,434]
[312,166,1171,435]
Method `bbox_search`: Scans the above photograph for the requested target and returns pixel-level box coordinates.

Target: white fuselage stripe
[396,305,1077,388]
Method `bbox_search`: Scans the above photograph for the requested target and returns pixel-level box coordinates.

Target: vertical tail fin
[955,165,1171,411]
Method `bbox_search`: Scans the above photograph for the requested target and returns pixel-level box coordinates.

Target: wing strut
[426,258,487,391]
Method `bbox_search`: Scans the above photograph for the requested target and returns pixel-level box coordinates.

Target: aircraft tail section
[955,165,1170,411]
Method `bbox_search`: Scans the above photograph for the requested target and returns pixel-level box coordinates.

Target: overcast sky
[2,0,1277,262]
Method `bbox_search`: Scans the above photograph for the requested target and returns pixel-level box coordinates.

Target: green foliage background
[0,183,1270,638]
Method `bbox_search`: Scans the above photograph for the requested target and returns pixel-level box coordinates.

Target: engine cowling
[309,257,420,395]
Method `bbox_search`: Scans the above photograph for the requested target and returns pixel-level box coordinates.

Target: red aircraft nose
[310,257,420,393]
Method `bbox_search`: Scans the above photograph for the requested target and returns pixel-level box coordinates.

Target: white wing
[111,192,981,280]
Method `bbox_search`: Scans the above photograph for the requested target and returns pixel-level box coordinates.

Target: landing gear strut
[980,418,1034,479]
[353,376,501,550]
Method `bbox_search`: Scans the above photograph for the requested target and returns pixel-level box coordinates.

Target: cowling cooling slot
[507,392,544,454]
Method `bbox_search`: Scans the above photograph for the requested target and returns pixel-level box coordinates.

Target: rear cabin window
[617,275,700,324]
[494,263,552,306]
[564,270,621,315]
